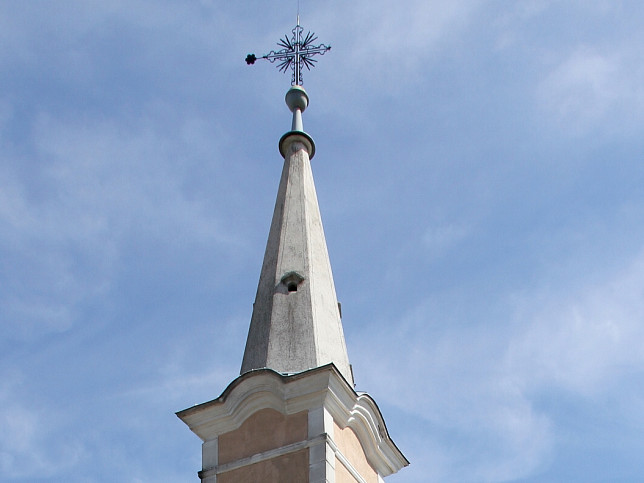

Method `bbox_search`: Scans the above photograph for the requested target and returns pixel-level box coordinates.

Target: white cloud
[0,374,85,479]
[539,49,619,125]
[0,108,246,340]
[309,0,482,90]
[353,243,644,481]
[351,299,553,481]
[508,247,644,395]
[537,45,644,135]
[423,222,470,259]
[2,1,643,481]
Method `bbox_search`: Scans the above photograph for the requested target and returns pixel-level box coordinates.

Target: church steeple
[241,85,353,385]
[177,20,407,482]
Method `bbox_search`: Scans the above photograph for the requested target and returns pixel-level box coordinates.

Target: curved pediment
[176,365,408,476]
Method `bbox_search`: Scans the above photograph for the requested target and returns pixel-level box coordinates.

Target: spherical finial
[285,85,309,113]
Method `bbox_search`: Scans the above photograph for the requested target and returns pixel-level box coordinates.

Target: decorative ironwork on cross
[245,17,331,85]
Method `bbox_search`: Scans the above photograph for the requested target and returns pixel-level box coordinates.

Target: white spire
[241,86,353,385]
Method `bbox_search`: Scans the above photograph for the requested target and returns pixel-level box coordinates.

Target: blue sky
[1,1,644,482]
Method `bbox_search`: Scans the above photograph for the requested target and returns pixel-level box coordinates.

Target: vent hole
[287,282,298,292]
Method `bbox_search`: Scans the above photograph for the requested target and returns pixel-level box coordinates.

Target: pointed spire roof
[241,86,353,385]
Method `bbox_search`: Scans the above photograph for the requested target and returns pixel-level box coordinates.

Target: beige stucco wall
[218,449,308,483]
[334,422,378,483]
[336,457,359,483]
[218,408,308,465]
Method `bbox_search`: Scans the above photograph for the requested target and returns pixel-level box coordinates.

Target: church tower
[177,20,408,482]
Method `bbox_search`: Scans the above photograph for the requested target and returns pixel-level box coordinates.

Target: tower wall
[218,409,308,464]
[217,451,308,483]
[178,367,407,482]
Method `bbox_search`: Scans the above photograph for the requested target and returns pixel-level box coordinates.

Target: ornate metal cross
[245,17,331,85]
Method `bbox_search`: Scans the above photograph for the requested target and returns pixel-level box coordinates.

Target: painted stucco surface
[218,408,308,465]
[334,422,378,483]
[336,460,360,483]
[218,449,308,483]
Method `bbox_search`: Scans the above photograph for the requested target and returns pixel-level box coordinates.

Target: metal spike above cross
[246,18,331,85]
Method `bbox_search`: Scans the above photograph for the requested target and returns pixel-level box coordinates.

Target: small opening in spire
[281,271,304,293]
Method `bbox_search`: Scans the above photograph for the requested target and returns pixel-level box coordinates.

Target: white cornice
[176,365,409,476]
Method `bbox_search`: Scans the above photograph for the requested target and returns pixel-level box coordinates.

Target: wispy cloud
[354,245,644,481]
[423,221,471,259]
[538,49,620,132]
[508,248,644,395]
[0,373,85,479]
[2,1,643,481]
[0,110,247,341]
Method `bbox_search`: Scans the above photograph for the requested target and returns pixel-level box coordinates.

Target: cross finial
[245,19,331,85]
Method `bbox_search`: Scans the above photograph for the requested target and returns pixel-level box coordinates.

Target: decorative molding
[279,132,315,159]
[177,365,409,476]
